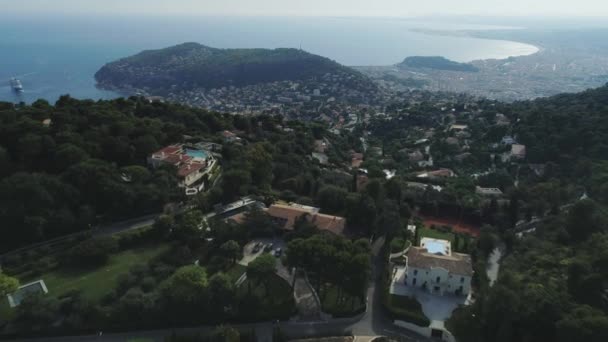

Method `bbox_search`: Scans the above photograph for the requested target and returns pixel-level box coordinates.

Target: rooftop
[407,246,473,276]
[266,203,346,235]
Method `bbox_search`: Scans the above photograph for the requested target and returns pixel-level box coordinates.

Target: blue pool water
[185,149,208,159]
[425,241,448,255]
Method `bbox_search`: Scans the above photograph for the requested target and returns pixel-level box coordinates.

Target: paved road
[10,236,432,342]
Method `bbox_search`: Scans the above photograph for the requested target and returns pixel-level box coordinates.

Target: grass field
[23,244,169,302]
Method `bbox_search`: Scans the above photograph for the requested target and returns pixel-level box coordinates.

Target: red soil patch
[420,216,481,237]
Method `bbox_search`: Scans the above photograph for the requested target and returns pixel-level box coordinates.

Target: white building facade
[400,238,473,296]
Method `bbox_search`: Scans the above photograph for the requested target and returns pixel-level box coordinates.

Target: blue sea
[0,15,539,104]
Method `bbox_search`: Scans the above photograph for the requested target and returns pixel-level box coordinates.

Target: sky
[3,0,608,17]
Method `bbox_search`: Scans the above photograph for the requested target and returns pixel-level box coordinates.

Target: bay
[0,15,538,103]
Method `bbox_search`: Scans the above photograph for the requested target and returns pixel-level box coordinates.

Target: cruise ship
[10,78,23,92]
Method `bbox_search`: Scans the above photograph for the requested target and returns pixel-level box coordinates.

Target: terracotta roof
[163,153,192,165]
[177,162,206,177]
[154,145,182,156]
[265,204,346,235]
[310,213,346,235]
[407,247,473,276]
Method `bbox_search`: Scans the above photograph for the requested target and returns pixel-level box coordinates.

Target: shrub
[384,294,430,327]
[141,276,156,292]
[66,236,118,267]
[390,238,407,253]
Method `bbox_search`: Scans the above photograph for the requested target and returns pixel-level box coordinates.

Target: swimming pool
[421,238,450,255]
[185,148,208,159]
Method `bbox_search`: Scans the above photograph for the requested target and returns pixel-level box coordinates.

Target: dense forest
[95,42,375,93]
[445,85,608,342]
[2,80,608,339]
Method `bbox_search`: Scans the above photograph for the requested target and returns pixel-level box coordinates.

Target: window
[460,277,465,283]
[413,278,417,286]
[436,276,441,283]
[413,269,418,276]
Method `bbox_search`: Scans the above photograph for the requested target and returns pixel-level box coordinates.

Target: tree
[67,236,118,267]
[175,210,204,240]
[160,265,209,305]
[0,271,19,296]
[208,273,236,313]
[220,240,241,265]
[566,199,607,241]
[153,214,175,237]
[246,254,276,295]
[316,185,348,213]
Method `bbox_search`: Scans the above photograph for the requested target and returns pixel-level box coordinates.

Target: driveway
[390,284,466,322]
[238,238,285,266]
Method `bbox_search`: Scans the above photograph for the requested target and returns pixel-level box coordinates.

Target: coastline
[408,27,541,62]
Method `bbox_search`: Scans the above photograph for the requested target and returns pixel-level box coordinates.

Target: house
[351,152,364,168]
[265,203,346,235]
[221,130,241,143]
[417,168,456,179]
[476,186,503,197]
[148,144,217,190]
[449,124,468,131]
[511,144,526,159]
[398,238,473,296]
[408,150,425,162]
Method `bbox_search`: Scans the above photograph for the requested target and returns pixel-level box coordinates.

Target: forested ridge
[95,42,373,93]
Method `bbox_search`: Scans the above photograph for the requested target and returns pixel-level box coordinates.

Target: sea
[0,15,539,104]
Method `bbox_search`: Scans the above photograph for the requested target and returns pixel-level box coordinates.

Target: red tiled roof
[177,162,205,178]
[164,153,192,166]
[154,145,182,156]
[265,204,346,235]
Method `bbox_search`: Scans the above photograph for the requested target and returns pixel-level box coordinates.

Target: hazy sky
[4,0,608,17]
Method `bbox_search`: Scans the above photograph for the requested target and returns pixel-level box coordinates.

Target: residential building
[475,186,503,197]
[397,238,473,296]
[449,124,468,131]
[265,203,346,235]
[511,144,526,159]
[148,144,217,191]
[417,168,456,180]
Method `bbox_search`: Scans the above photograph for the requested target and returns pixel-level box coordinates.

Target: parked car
[264,243,274,252]
[253,243,263,253]
[274,248,283,257]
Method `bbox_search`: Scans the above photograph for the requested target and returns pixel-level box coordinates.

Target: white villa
[393,238,473,296]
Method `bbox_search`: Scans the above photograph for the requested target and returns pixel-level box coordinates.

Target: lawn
[22,244,169,302]
[237,273,295,321]
[321,284,365,317]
